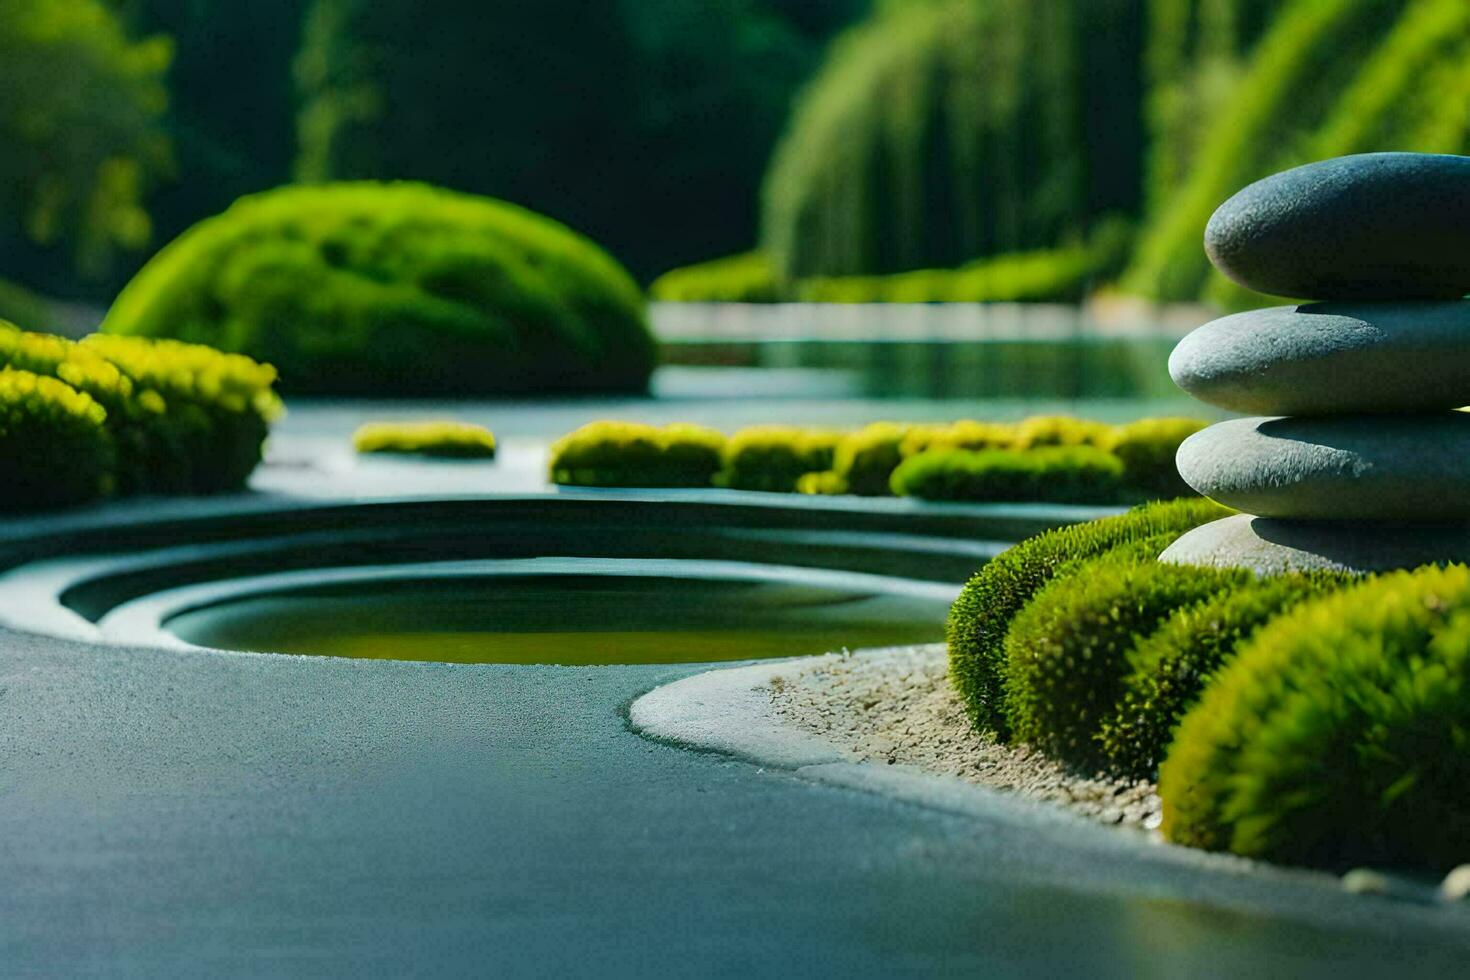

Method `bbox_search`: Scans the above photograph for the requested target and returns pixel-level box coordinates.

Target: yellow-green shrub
[1160,565,1470,870]
[900,420,1017,457]
[81,334,282,493]
[353,421,497,459]
[549,422,725,488]
[0,369,114,509]
[1011,415,1117,451]
[1111,416,1209,499]
[813,422,913,496]
[890,447,1126,504]
[716,426,841,492]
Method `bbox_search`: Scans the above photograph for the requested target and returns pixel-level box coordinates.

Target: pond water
[165,574,949,665]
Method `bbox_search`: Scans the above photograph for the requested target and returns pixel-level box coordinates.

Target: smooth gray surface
[1170,302,1470,415]
[1176,414,1470,520]
[1205,153,1470,300]
[1162,514,1470,574]
[3,629,1470,977]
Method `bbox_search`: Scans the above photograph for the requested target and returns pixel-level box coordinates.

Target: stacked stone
[1161,152,1470,574]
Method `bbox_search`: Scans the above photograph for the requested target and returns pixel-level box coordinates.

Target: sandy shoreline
[763,644,1161,832]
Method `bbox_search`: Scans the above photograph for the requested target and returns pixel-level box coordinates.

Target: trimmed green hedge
[890,446,1125,504]
[1161,565,1470,869]
[353,421,497,459]
[947,497,1232,737]
[1099,572,1348,780]
[0,369,115,510]
[1003,555,1244,769]
[549,422,725,488]
[716,426,841,493]
[102,183,655,396]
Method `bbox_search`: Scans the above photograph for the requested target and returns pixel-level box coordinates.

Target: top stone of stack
[1205,152,1470,300]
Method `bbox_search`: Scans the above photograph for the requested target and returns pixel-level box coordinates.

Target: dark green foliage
[549,422,726,488]
[1161,565,1470,870]
[794,220,1133,302]
[296,0,849,280]
[0,368,115,510]
[1110,417,1208,499]
[116,0,308,255]
[101,183,654,396]
[1003,557,1243,769]
[890,447,1125,504]
[1099,572,1348,779]
[762,0,1144,278]
[716,427,841,492]
[1125,0,1418,304]
[946,497,1233,737]
[0,0,170,292]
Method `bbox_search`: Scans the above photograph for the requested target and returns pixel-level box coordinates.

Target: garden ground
[2,389,1467,975]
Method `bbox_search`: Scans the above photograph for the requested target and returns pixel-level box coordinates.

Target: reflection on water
[166,575,948,665]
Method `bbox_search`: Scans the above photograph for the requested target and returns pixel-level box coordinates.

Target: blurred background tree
[113,0,309,251]
[0,0,170,299]
[294,0,862,280]
[7,0,1470,318]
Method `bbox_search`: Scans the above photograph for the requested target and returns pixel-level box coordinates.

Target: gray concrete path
[2,629,1468,977]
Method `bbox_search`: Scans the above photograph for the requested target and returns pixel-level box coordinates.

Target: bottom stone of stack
[1160,514,1470,575]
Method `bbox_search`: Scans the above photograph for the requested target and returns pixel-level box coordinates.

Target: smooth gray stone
[1205,153,1470,300]
[1161,514,1470,575]
[1170,302,1470,415]
[1177,414,1470,521]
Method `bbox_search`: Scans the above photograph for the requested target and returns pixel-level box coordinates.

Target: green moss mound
[762,0,1143,278]
[353,421,497,459]
[1160,565,1470,869]
[1003,556,1243,769]
[102,183,655,396]
[0,369,115,510]
[716,426,841,493]
[947,497,1232,737]
[890,446,1125,504]
[1100,572,1349,780]
[549,422,725,488]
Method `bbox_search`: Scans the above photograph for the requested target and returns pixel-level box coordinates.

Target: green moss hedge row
[1161,565,1470,869]
[0,322,281,504]
[549,415,1206,502]
[716,426,841,493]
[1098,572,1348,780]
[1003,554,1246,769]
[0,369,115,510]
[353,421,497,459]
[890,447,1126,505]
[102,183,656,396]
[549,422,726,488]
[946,497,1232,737]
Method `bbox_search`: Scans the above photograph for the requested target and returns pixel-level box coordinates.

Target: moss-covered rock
[103,183,655,396]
